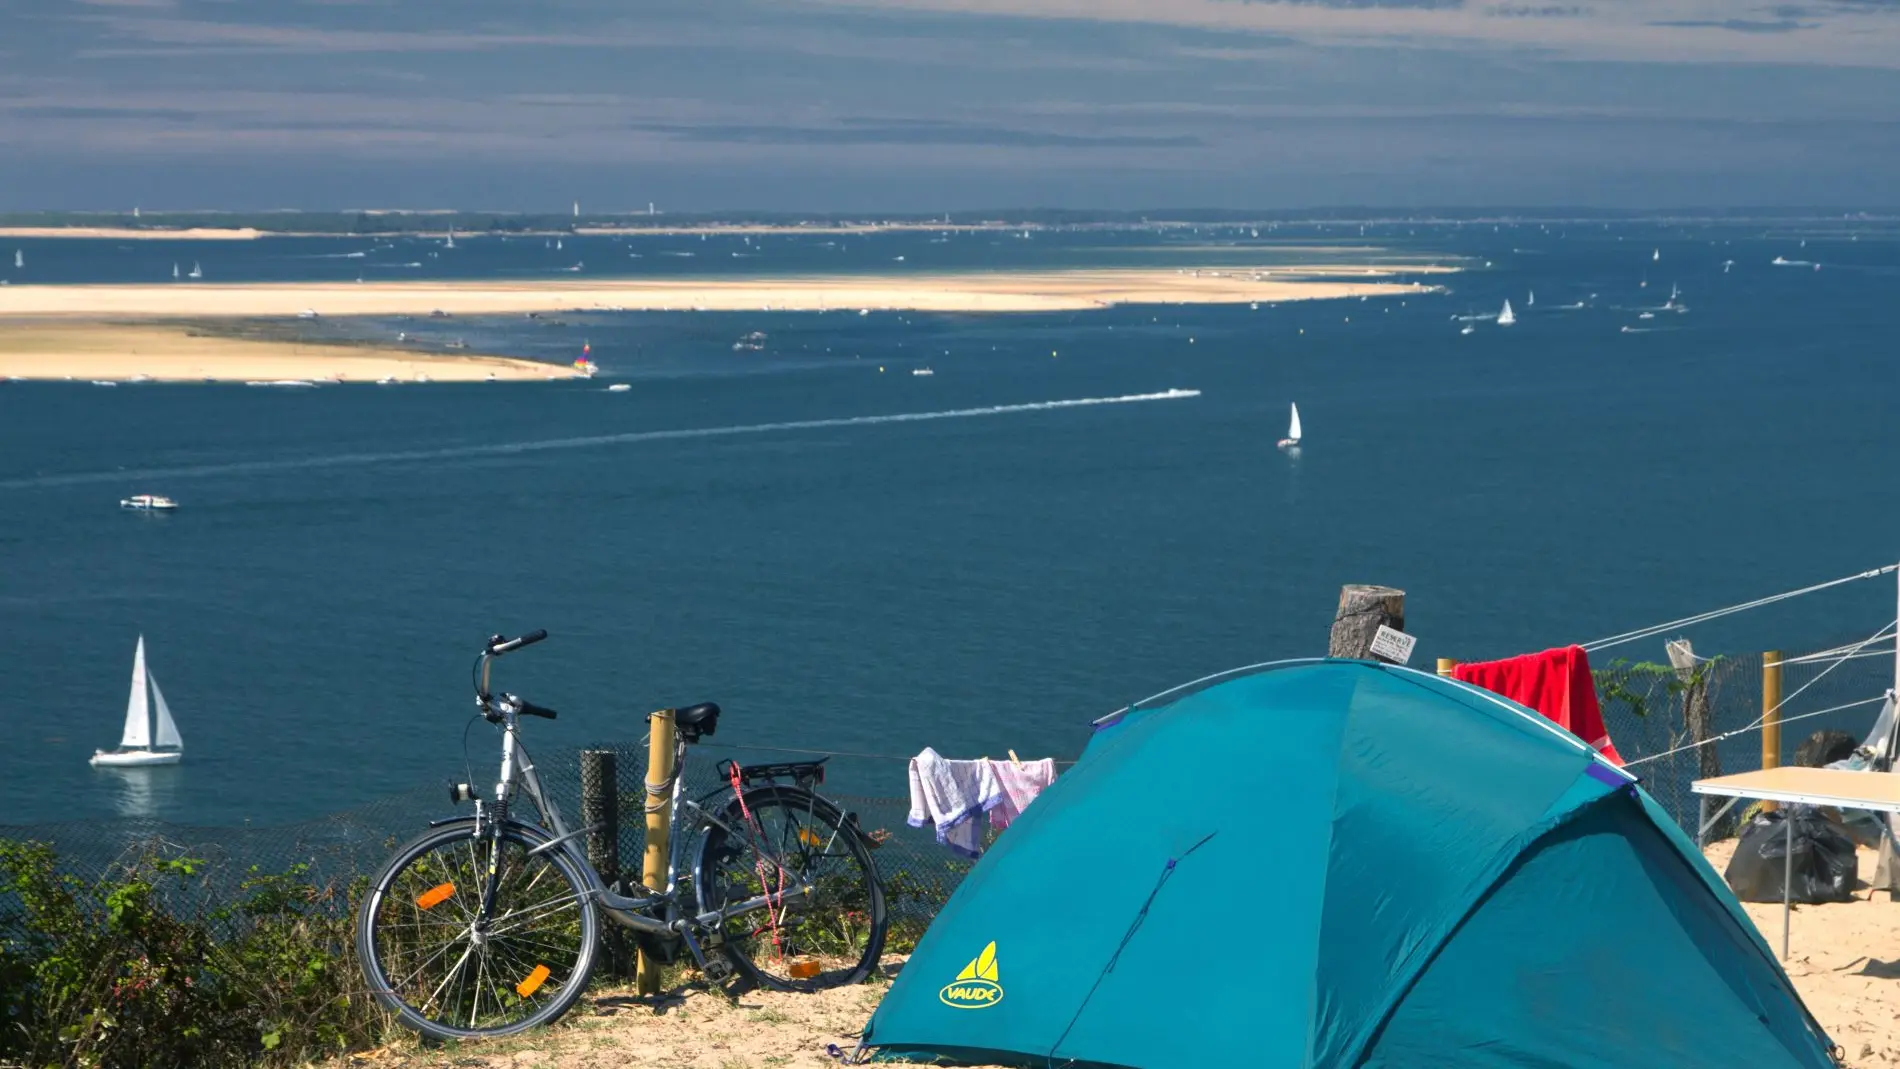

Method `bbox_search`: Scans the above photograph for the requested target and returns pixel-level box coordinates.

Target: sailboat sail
[1288,403,1303,441]
[151,676,182,749]
[121,637,151,749]
[1497,299,1516,326]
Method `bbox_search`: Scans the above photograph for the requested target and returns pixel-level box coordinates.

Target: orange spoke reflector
[517,964,552,998]
[788,958,821,980]
[414,882,455,910]
[798,827,824,848]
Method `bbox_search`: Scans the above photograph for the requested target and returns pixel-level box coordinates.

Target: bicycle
[356,630,889,1039]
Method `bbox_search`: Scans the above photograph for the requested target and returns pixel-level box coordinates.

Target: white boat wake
[2,389,1203,489]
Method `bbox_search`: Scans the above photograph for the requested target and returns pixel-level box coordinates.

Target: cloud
[625,118,1202,148]
[1648,17,1816,30]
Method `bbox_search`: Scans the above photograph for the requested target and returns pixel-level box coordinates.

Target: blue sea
[4,220,1898,826]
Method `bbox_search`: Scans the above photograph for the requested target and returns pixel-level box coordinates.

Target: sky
[2,0,1899,211]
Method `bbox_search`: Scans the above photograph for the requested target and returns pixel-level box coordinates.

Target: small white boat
[91,636,183,767]
[1527,290,1535,307]
[172,262,180,280]
[187,262,202,279]
[1638,312,1655,319]
[244,379,318,388]
[376,376,397,385]
[1460,324,1476,335]
[1497,299,1516,327]
[12,249,20,269]
[297,308,319,319]
[1276,402,1303,450]
[445,229,456,249]
[912,368,934,376]
[1652,248,1660,262]
[607,383,632,392]
[92,380,119,387]
[121,494,178,510]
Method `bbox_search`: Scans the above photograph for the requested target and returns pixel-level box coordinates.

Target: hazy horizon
[6,0,1900,212]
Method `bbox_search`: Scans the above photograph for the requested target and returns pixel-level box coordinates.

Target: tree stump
[1329,585,1405,660]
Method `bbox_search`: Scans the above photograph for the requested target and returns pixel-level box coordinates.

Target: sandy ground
[1704,838,1900,1067]
[333,845,1900,1069]
[0,323,579,382]
[0,226,262,240]
[0,267,1446,319]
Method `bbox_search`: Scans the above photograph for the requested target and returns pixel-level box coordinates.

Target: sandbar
[0,324,579,383]
[0,266,1449,318]
[0,227,263,241]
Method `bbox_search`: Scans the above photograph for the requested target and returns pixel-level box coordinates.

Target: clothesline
[1623,694,1891,769]
[1615,617,1897,768]
[1579,564,1898,654]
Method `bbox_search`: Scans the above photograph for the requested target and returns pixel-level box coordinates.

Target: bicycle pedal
[702,954,735,984]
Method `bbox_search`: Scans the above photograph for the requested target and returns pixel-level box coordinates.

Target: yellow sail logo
[938,941,1003,1009]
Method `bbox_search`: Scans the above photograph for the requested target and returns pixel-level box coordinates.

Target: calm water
[4,221,1898,825]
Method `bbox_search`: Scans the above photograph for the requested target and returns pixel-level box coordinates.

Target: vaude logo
[938,941,1003,1009]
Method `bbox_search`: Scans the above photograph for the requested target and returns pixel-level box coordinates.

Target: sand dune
[0,266,1447,318]
[0,324,577,383]
[0,227,262,240]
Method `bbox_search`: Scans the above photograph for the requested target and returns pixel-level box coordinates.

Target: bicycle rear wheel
[357,820,599,1039]
[694,785,887,991]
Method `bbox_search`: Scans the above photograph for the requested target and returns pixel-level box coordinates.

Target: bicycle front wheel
[357,820,599,1040]
[694,785,888,991]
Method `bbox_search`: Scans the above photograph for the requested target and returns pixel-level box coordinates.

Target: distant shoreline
[0,265,1451,318]
[0,323,581,383]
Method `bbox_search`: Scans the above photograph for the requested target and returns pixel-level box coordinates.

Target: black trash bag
[1723,807,1858,904]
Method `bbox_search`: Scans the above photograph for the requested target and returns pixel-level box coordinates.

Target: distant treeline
[2,206,1893,234]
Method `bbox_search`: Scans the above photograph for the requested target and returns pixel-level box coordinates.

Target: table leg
[1782,813,1793,960]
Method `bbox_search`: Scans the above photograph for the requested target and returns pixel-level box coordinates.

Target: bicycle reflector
[416,883,455,910]
[449,782,478,804]
[788,958,821,980]
[516,964,551,997]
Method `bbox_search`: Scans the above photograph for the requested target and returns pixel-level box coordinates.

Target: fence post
[1436,658,1458,677]
[580,749,627,976]
[1329,585,1405,660]
[1762,651,1783,813]
[637,710,678,996]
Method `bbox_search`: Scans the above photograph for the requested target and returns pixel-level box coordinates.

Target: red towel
[1453,645,1624,765]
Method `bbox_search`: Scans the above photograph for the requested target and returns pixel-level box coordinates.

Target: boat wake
[1,389,1203,490]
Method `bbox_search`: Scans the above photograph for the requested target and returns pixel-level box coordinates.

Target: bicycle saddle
[675,702,720,742]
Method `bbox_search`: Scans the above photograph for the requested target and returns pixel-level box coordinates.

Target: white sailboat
[1277,402,1303,449]
[445,229,456,249]
[1497,299,1517,326]
[1652,248,1660,262]
[172,262,180,280]
[12,249,21,269]
[90,636,183,767]
[1527,290,1535,307]
[187,261,202,279]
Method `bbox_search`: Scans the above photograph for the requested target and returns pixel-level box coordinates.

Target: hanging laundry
[908,747,1001,859]
[989,756,1057,831]
[1453,645,1624,765]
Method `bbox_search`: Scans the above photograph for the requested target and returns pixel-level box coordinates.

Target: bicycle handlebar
[488,629,548,656]
[515,697,558,720]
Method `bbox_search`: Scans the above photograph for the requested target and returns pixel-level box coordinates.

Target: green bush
[0,839,388,1068]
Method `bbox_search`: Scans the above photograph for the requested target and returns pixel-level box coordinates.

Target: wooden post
[1329,585,1405,661]
[1762,651,1782,813]
[580,750,627,977]
[1436,658,1458,677]
[636,709,677,996]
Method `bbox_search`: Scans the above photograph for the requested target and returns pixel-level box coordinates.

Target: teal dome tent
[862,660,1835,1068]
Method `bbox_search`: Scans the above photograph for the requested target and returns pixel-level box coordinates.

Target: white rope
[1580,564,1898,653]
[1737,619,1897,736]
[1777,647,1895,667]
[1624,694,1891,768]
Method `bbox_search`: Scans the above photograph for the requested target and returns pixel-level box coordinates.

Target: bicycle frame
[468,701,812,943]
